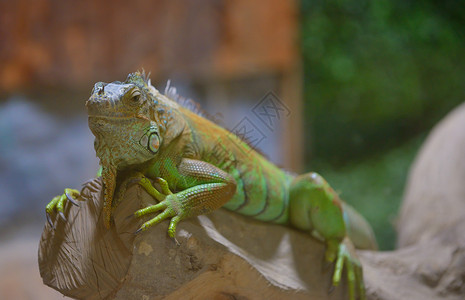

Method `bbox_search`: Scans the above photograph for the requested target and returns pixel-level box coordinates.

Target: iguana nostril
[97,85,105,95]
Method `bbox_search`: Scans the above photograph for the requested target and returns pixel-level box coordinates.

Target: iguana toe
[45,188,81,227]
[65,191,79,206]
[330,238,365,300]
[134,204,176,235]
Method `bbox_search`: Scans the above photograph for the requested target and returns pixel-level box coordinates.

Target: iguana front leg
[134,158,237,237]
[289,172,365,300]
[46,164,117,229]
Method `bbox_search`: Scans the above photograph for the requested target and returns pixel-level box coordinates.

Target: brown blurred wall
[0,0,303,171]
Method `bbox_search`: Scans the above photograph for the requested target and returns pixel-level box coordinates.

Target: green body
[146,108,292,223]
[47,72,376,300]
[145,106,376,249]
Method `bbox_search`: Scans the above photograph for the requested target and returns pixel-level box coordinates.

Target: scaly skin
[46,72,377,300]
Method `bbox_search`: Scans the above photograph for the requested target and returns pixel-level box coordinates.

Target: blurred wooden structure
[0,0,303,171]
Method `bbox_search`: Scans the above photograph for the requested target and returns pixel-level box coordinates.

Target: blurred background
[0,0,464,298]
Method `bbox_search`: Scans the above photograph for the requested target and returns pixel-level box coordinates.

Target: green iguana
[46,72,377,300]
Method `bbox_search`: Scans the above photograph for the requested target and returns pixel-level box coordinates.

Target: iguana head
[86,71,186,228]
[86,72,185,228]
[86,71,184,169]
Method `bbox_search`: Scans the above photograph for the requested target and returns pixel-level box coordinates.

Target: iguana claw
[328,285,335,294]
[45,212,55,229]
[58,211,67,222]
[45,188,81,228]
[65,191,79,207]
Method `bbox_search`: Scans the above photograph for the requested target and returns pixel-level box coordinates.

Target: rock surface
[38,103,465,299]
[398,102,465,248]
[39,178,348,299]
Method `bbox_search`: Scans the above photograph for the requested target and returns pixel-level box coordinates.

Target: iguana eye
[131,91,141,102]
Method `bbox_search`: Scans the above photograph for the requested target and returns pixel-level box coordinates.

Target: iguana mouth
[88,114,136,120]
[88,114,150,122]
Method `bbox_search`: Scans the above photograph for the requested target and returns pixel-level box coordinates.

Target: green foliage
[301,0,464,249]
[313,136,424,250]
[301,0,465,163]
